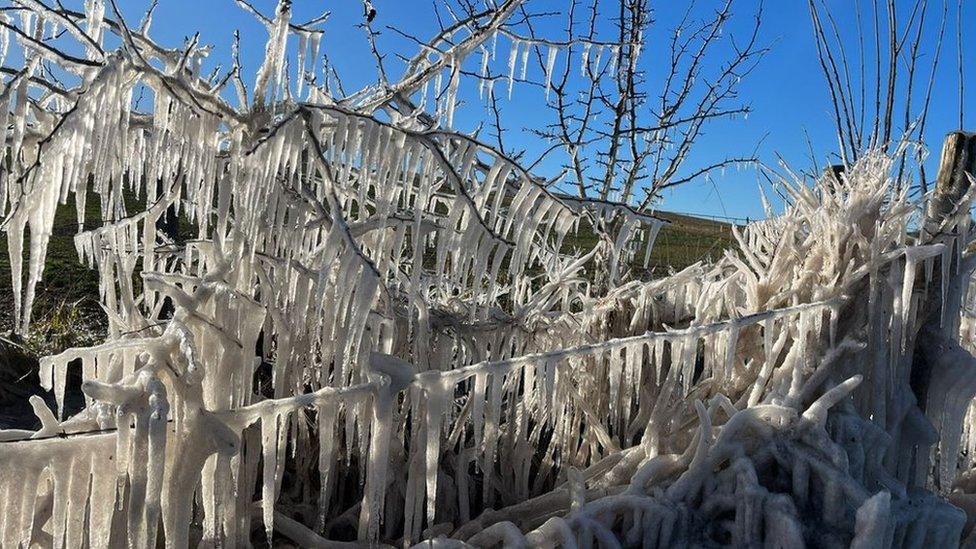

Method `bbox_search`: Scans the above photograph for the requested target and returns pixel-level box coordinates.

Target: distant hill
[0,199,742,352]
[648,211,740,275]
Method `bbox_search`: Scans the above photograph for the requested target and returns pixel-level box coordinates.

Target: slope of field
[0,194,104,354]
[645,211,740,275]
[0,206,740,353]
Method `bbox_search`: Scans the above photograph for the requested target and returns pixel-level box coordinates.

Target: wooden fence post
[912,131,976,414]
[922,132,976,241]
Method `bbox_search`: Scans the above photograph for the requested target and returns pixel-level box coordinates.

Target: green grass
[558,210,739,277]
[647,211,739,275]
[0,201,738,354]
[0,192,104,344]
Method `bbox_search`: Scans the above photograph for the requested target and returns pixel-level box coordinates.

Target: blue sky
[113,0,972,220]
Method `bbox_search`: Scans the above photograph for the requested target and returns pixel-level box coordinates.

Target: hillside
[0,202,740,354]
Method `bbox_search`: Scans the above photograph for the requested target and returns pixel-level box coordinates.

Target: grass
[559,210,740,277]
[646,211,739,275]
[0,200,738,356]
[0,193,105,350]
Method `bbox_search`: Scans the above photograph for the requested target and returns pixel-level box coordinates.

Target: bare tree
[806,0,966,191]
[469,0,768,208]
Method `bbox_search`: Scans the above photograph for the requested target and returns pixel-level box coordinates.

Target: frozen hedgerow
[0,1,975,548]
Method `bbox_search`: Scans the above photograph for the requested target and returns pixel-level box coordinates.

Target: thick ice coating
[2,1,976,548]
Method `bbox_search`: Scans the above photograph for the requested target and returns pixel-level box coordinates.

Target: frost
[1,3,976,548]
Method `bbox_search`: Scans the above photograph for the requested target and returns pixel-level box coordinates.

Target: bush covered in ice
[1,1,975,547]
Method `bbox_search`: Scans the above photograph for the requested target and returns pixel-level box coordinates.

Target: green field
[0,201,739,355]
[0,193,105,354]
[638,211,739,276]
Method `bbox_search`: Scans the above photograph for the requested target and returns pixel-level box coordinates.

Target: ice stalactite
[506,39,519,98]
[591,45,604,73]
[252,0,291,108]
[543,45,557,101]
[3,2,976,546]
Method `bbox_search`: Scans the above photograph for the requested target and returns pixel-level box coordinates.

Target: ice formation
[1,1,976,547]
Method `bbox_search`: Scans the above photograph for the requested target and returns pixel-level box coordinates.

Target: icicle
[543,358,556,414]
[0,14,8,66]
[642,221,663,268]
[623,344,641,430]
[788,311,811,401]
[89,452,117,548]
[444,66,461,128]
[422,377,450,527]
[608,349,623,425]
[144,380,168,546]
[519,40,530,81]
[479,47,490,99]
[260,410,281,541]
[253,2,291,107]
[483,373,503,506]
[53,360,68,419]
[653,337,664,384]
[358,383,393,542]
[507,39,519,98]
[900,254,918,349]
[941,242,952,326]
[544,46,557,101]
[307,29,322,85]
[723,325,739,380]
[472,372,488,449]
[296,31,308,98]
[763,317,774,368]
[317,401,337,529]
[592,45,604,71]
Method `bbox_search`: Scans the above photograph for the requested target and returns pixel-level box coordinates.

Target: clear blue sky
[115,0,972,220]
